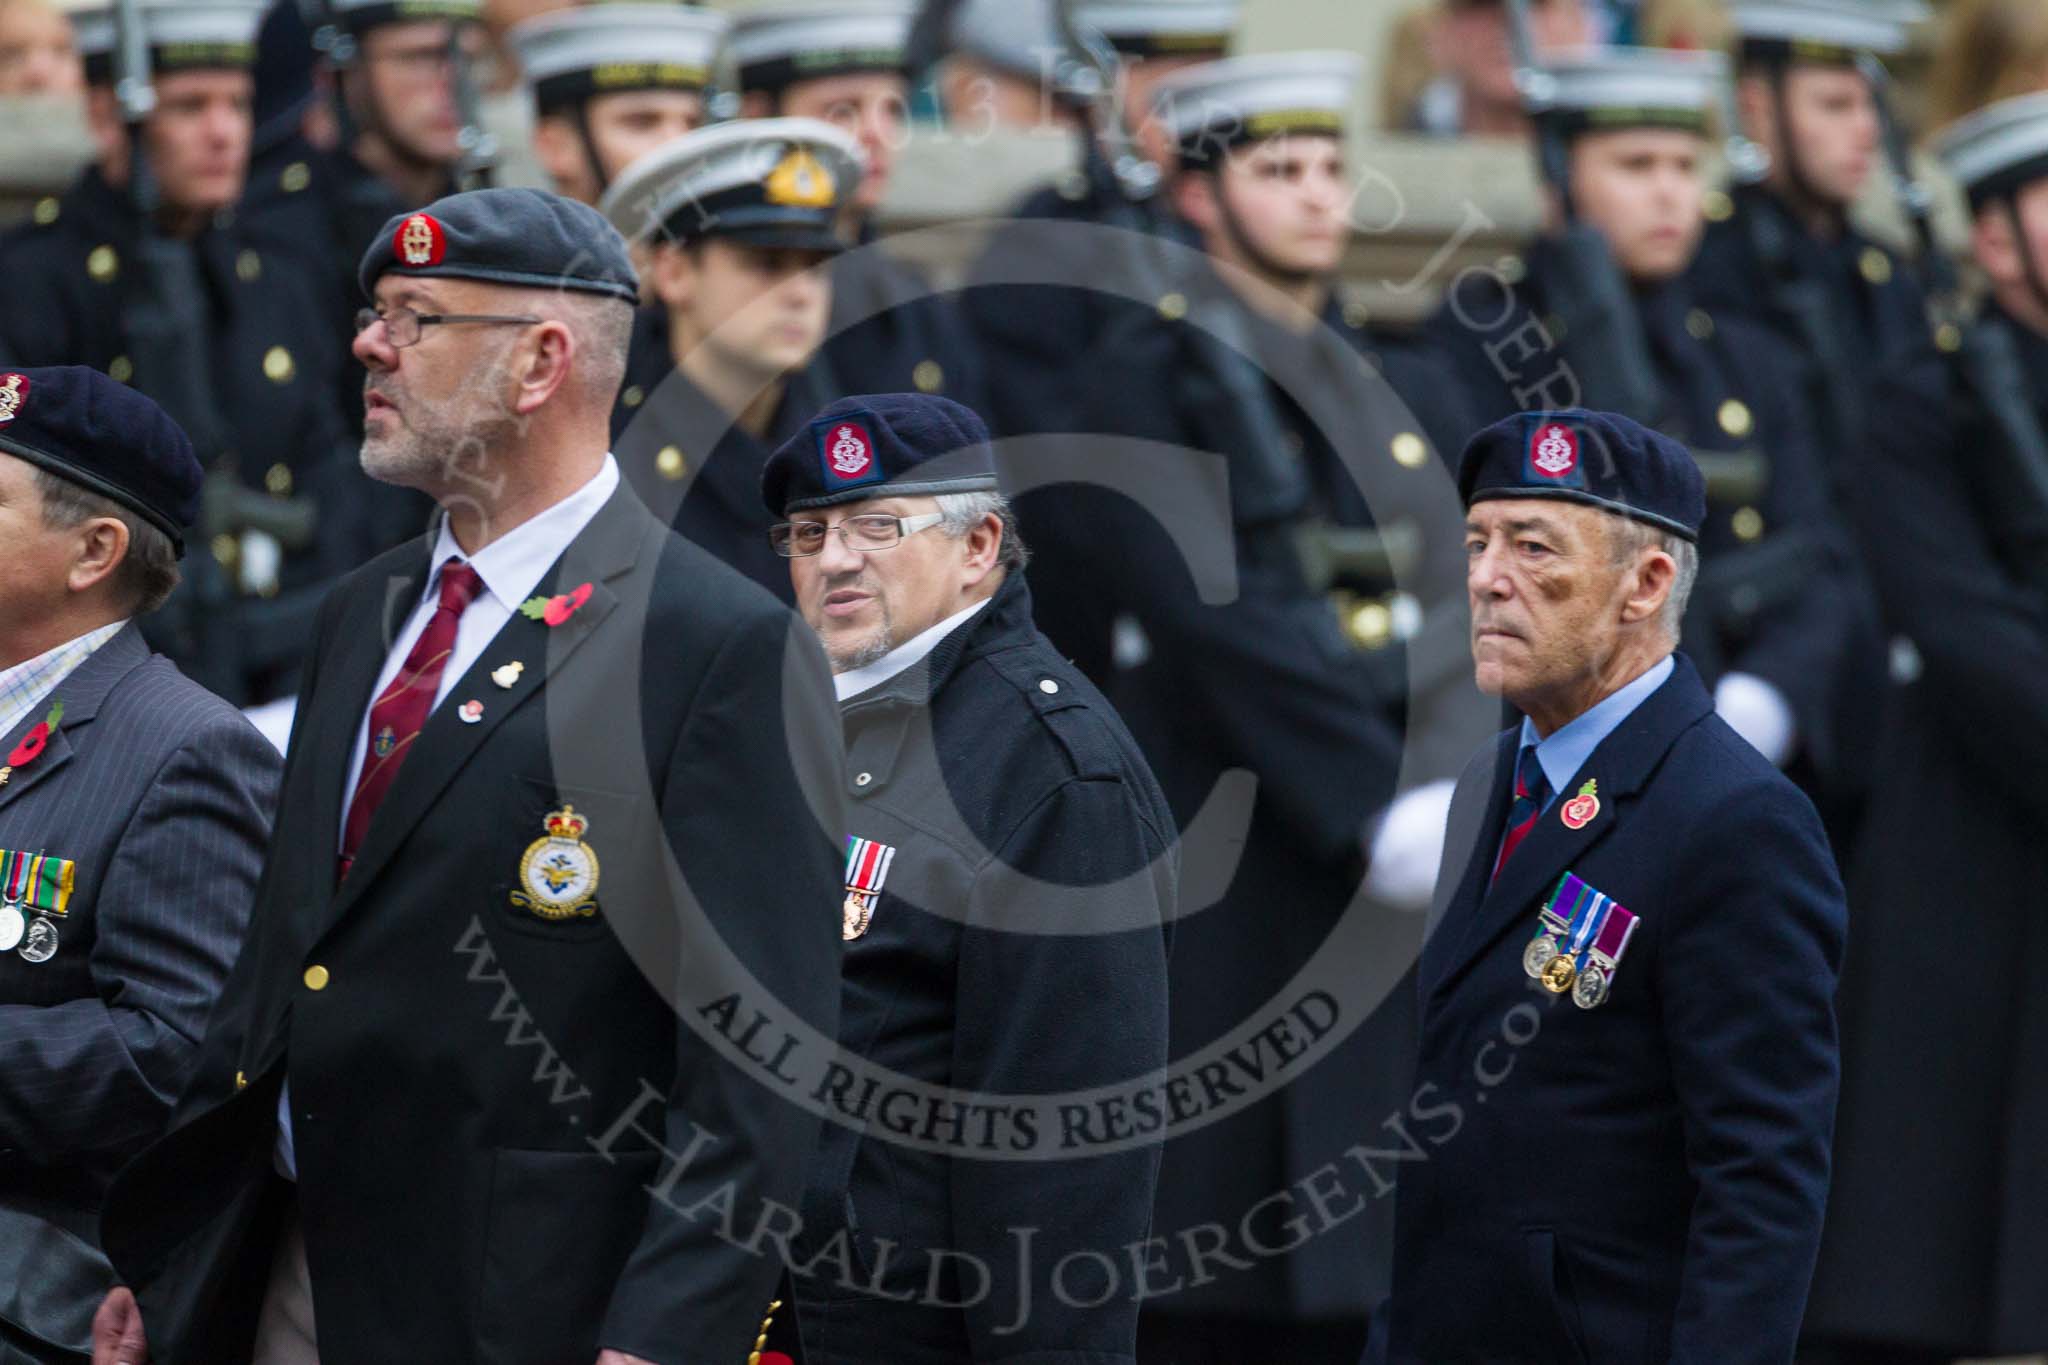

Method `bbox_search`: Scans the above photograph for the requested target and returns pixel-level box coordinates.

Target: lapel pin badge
[491,661,524,689]
[458,699,484,724]
[1560,778,1599,830]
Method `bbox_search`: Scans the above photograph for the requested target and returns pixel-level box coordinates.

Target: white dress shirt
[832,599,991,702]
[277,454,619,1181]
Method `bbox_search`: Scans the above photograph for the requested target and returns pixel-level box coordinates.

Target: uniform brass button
[32,197,58,226]
[108,354,133,383]
[1935,322,1961,353]
[1731,506,1764,542]
[236,248,262,282]
[235,1070,248,1090]
[1157,292,1188,321]
[88,245,119,283]
[1389,432,1428,468]
[303,964,330,991]
[211,533,238,567]
[854,772,872,787]
[1702,189,1733,222]
[263,345,296,384]
[265,462,294,496]
[1859,246,1892,285]
[1347,600,1393,649]
[281,161,311,193]
[912,359,943,393]
[1342,298,1370,329]
[656,445,686,480]
[1685,308,1714,340]
[1038,678,1059,694]
[620,384,644,409]
[1497,254,1526,284]
[1717,398,1753,438]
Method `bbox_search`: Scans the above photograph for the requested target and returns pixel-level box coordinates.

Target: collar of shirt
[1517,653,1675,806]
[425,454,621,612]
[0,620,128,740]
[834,599,991,703]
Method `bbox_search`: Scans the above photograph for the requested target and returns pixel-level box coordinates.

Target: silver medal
[1572,962,1611,1010]
[0,902,24,953]
[18,915,56,963]
[1522,934,1560,980]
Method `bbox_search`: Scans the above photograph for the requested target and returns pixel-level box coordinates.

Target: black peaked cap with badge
[359,187,641,302]
[763,393,999,514]
[1458,407,1707,542]
[0,367,203,553]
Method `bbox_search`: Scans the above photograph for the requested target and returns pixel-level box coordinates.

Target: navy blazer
[1382,654,1845,1365]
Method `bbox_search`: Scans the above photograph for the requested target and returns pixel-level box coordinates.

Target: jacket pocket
[1520,1227,1592,1365]
[475,1146,660,1365]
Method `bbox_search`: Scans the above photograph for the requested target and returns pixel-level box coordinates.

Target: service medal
[1571,896,1640,1011]
[0,849,71,954]
[1571,962,1609,1009]
[509,805,601,919]
[1525,873,1597,980]
[1540,953,1578,994]
[19,915,57,963]
[0,903,23,953]
[842,835,896,941]
[1522,934,1560,979]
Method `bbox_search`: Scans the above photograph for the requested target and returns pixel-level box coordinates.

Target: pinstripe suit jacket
[0,623,279,1361]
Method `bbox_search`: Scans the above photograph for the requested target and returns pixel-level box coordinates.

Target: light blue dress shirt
[1517,654,1675,811]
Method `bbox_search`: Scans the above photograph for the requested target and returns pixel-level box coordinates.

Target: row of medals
[1523,931,1611,1010]
[0,899,60,963]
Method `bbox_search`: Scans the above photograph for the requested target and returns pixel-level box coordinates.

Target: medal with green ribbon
[0,848,75,962]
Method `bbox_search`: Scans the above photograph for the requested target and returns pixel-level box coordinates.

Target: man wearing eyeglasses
[760,393,1173,1365]
[88,188,846,1365]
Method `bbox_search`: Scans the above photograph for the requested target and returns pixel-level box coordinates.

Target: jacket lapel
[1422,657,1714,1005]
[321,484,662,927]
[0,624,151,815]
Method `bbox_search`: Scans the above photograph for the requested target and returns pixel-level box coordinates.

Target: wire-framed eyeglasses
[354,307,543,349]
[768,512,945,558]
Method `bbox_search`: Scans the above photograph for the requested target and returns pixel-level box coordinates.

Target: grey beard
[827,590,895,674]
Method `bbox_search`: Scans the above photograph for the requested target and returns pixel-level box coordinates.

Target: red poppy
[543,581,593,627]
[7,722,49,768]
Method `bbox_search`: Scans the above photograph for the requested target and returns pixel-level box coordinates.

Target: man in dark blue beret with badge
[761,393,1173,1365]
[1376,408,1847,1365]
[89,188,845,1365]
[0,367,278,1364]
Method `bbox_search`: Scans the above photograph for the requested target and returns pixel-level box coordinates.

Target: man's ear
[1173,168,1219,235]
[1618,544,1677,627]
[649,241,696,313]
[530,115,582,193]
[66,516,129,597]
[1734,73,1774,147]
[959,511,1004,587]
[1973,203,2019,287]
[511,320,576,416]
[84,86,127,171]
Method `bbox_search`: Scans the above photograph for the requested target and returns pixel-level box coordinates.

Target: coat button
[88,244,119,283]
[1038,678,1059,694]
[620,384,644,409]
[303,965,330,991]
[1389,432,1427,468]
[912,359,943,393]
[656,446,686,479]
[854,772,872,787]
[235,1070,248,1090]
[281,161,311,193]
[1717,398,1753,439]
[263,345,296,384]
[1157,292,1188,321]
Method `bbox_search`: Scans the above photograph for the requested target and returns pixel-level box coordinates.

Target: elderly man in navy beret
[91,188,846,1365]
[760,394,1173,1365]
[1376,409,1847,1365]
[0,366,279,1364]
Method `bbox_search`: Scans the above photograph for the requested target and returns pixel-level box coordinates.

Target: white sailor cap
[1534,47,1727,135]
[728,1,913,95]
[509,5,728,114]
[599,115,862,251]
[1072,0,1236,58]
[1150,51,1357,163]
[1933,90,2048,207]
[941,0,1071,83]
[1728,0,1926,64]
[72,0,268,80]
[319,0,478,36]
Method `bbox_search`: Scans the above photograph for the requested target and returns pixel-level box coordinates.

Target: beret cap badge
[0,373,26,425]
[397,213,446,268]
[1530,421,1579,478]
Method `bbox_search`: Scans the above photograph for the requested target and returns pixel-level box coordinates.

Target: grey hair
[934,490,1030,572]
[544,290,634,407]
[32,467,181,613]
[1608,515,1698,642]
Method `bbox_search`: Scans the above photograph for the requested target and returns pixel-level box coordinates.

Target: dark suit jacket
[792,573,1174,1365]
[0,625,278,1360]
[101,483,846,1365]
[1382,654,1845,1365]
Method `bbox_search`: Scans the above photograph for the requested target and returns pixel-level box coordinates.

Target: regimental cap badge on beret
[0,374,28,426]
[1460,407,1706,542]
[1527,419,1581,481]
[765,392,999,514]
[817,413,881,488]
[396,212,447,267]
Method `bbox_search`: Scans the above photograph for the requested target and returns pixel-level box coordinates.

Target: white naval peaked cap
[1933,90,2048,205]
[728,1,913,93]
[1072,0,1237,56]
[599,115,862,248]
[1149,50,1358,154]
[71,0,268,69]
[508,4,728,112]
[1728,0,1927,59]
[1536,46,1728,128]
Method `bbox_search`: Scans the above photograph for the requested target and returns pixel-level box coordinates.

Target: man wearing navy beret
[91,188,845,1365]
[762,394,1173,1364]
[1377,408,1847,1365]
[0,366,279,1363]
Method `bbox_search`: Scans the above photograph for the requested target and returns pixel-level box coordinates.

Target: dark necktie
[1492,744,1551,882]
[340,560,484,878]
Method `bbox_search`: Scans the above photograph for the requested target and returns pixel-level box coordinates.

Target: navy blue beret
[763,393,1000,515]
[359,187,639,303]
[0,366,201,553]
[1457,408,1705,542]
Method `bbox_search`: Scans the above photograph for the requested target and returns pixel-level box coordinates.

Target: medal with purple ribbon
[1538,875,1614,996]
[1524,872,1595,981]
[1571,897,1640,1010]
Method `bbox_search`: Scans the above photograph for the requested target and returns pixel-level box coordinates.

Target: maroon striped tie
[1492,746,1550,882]
[339,560,483,879]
